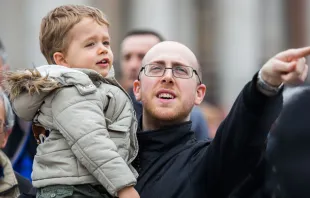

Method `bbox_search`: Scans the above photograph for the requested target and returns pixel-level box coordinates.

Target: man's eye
[150,66,163,71]
[175,66,189,74]
[138,53,145,60]
[124,54,131,61]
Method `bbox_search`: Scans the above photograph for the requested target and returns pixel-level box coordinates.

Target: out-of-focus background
[0,0,308,110]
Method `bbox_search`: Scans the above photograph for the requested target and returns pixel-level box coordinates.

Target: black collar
[137,121,195,152]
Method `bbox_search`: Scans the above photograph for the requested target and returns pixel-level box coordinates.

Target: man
[0,91,34,197]
[132,41,309,197]
[120,29,209,139]
[0,39,34,181]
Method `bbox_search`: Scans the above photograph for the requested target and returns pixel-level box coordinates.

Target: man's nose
[128,57,141,70]
[161,68,174,83]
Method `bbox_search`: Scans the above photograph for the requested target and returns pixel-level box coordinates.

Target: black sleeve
[269,86,310,198]
[203,73,283,197]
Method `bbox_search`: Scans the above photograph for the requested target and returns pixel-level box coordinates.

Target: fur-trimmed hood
[3,65,116,121]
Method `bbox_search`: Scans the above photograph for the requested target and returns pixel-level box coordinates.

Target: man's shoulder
[182,138,212,157]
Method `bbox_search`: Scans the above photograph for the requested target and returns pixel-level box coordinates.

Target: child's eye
[103,41,110,46]
[86,42,95,47]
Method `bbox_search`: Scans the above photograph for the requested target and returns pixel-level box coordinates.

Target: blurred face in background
[0,100,8,148]
[120,34,161,91]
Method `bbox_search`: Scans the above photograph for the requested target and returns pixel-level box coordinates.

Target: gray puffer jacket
[4,65,138,196]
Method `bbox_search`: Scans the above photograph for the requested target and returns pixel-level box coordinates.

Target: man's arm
[202,47,310,197]
[203,74,282,197]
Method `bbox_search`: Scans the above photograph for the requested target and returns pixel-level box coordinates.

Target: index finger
[275,47,310,62]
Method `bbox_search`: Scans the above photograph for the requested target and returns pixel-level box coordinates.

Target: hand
[118,186,140,198]
[260,47,310,86]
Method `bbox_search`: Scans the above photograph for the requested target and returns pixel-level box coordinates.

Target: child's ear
[133,80,141,101]
[53,52,68,66]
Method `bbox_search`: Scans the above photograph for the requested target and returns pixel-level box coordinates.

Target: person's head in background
[40,4,113,77]
[0,91,14,149]
[0,40,10,82]
[120,29,164,92]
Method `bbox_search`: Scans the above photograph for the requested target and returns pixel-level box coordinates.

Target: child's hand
[118,186,140,198]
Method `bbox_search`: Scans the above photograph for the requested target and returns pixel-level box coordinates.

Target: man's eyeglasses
[138,64,201,84]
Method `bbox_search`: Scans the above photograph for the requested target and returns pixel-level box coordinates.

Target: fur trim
[2,69,61,100]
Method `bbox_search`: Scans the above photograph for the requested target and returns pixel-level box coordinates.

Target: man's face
[56,17,113,77]
[0,100,8,149]
[133,42,206,125]
[120,35,160,90]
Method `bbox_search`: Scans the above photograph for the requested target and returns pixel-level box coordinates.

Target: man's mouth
[157,93,176,99]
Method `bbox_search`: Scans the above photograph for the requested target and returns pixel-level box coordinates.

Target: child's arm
[51,85,136,197]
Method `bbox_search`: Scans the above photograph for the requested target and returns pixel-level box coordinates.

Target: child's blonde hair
[40,4,109,64]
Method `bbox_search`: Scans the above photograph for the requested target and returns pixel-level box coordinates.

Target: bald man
[119,30,210,140]
[132,41,310,198]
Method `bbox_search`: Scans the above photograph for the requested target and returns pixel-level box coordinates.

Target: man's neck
[142,111,190,131]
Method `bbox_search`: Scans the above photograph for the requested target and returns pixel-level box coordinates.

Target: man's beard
[142,98,193,125]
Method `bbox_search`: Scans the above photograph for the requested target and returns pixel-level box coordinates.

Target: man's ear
[195,84,206,105]
[133,80,141,101]
[53,52,69,66]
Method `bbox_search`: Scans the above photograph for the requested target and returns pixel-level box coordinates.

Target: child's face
[61,17,113,77]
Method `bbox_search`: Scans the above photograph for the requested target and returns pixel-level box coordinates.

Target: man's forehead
[143,41,198,67]
[147,54,192,66]
[122,35,159,53]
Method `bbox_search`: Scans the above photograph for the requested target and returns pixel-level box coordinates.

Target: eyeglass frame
[137,64,202,84]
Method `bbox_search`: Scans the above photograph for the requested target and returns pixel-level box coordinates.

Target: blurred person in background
[228,86,310,198]
[0,91,34,198]
[267,86,310,198]
[119,29,210,140]
[0,39,35,181]
[199,102,225,138]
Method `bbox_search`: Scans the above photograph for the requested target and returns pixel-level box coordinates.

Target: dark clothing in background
[3,116,36,180]
[267,86,310,198]
[133,76,283,198]
[232,86,310,198]
[15,172,36,198]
